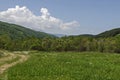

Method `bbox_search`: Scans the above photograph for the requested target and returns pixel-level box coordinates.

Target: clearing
[5,52,120,80]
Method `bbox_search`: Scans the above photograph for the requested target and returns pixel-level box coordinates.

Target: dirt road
[0,53,29,75]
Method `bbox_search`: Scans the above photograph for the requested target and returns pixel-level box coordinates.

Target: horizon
[0,0,120,35]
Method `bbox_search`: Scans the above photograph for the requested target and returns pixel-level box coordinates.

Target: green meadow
[5,52,120,80]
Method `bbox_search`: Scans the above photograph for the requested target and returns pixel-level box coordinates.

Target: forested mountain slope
[0,21,55,40]
[96,28,120,38]
[67,28,120,38]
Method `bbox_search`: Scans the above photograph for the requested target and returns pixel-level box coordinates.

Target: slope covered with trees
[0,21,55,40]
[96,28,120,38]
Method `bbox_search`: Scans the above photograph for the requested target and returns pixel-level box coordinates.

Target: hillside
[71,28,120,38]
[0,21,55,40]
[96,28,120,38]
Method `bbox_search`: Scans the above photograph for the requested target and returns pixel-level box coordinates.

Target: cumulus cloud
[0,5,80,35]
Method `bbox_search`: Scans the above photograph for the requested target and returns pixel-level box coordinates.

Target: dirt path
[0,53,17,65]
[0,53,29,75]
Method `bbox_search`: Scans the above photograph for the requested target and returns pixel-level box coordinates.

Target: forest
[0,34,120,53]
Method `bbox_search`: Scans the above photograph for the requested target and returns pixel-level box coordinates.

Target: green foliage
[0,34,120,53]
[0,21,55,40]
[7,52,120,80]
[96,28,120,38]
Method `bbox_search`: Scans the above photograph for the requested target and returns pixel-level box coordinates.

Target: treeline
[0,34,120,53]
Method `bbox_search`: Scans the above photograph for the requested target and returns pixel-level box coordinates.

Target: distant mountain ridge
[0,21,120,39]
[0,21,55,40]
[54,34,66,37]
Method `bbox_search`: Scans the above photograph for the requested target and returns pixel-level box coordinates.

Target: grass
[3,52,120,80]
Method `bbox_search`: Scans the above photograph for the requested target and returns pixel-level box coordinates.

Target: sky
[0,0,120,35]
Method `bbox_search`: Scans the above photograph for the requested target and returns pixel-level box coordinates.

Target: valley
[0,1,120,80]
[0,21,120,79]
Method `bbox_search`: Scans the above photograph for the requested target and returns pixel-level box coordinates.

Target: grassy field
[2,52,120,80]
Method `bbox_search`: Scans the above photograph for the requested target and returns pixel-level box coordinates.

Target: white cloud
[0,5,80,35]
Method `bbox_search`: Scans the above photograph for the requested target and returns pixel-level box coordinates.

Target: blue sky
[0,0,120,35]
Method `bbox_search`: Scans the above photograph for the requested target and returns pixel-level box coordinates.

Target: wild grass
[5,52,120,80]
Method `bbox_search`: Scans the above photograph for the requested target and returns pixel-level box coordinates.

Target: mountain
[96,28,120,38]
[54,34,66,37]
[77,34,95,37]
[0,20,120,40]
[68,28,120,38]
[0,21,55,40]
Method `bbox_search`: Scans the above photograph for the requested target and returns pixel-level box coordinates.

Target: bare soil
[0,53,29,75]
